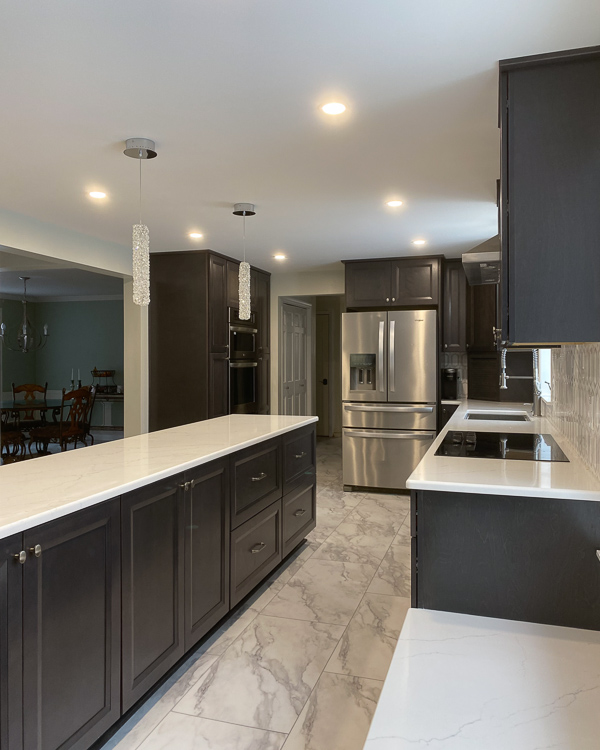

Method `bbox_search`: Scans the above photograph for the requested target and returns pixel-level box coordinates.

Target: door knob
[319,379,328,385]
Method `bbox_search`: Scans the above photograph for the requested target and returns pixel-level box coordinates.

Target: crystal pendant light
[0,277,49,353]
[124,138,157,307]
[233,203,256,320]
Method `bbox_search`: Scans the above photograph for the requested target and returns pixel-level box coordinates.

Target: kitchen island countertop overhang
[0,414,318,539]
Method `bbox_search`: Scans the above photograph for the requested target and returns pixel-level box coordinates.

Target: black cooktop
[435,431,569,462]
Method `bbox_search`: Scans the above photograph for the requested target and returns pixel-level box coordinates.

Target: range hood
[462,236,501,285]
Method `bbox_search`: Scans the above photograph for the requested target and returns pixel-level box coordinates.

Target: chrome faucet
[499,347,543,417]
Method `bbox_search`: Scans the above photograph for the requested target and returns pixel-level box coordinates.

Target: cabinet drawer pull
[29,544,42,558]
[294,509,307,517]
[295,451,307,459]
[13,550,26,564]
[252,472,267,482]
[180,481,191,491]
[251,542,266,554]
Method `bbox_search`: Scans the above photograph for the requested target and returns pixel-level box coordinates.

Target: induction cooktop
[435,431,569,462]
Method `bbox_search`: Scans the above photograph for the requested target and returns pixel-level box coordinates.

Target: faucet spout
[499,348,509,389]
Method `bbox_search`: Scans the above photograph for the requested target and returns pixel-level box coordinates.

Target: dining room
[0,249,125,464]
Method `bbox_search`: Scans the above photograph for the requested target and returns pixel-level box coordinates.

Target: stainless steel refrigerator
[342,310,437,490]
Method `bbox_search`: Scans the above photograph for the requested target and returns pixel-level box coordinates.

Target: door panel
[281,303,308,416]
[22,501,121,750]
[185,459,230,650]
[0,534,22,750]
[341,312,387,402]
[121,478,185,711]
[388,310,437,403]
[316,313,330,436]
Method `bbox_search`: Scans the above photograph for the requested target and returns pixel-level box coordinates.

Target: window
[538,349,552,401]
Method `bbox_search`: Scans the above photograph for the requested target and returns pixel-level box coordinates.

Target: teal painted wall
[0,299,37,390]
[1,298,124,426]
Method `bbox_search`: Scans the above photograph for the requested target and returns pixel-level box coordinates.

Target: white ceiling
[1,0,599,273]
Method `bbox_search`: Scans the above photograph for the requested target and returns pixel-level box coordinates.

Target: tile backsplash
[549,343,600,481]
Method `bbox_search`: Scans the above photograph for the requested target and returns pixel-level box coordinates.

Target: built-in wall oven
[229,308,259,413]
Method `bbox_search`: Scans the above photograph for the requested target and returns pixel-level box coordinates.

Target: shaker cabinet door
[184,459,230,650]
[22,500,121,750]
[121,478,185,712]
[0,535,23,750]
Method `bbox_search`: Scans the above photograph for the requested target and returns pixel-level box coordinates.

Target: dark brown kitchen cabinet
[468,351,533,403]
[442,260,467,352]
[391,258,440,306]
[1,535,22,750]
[282,424,316,494]
[230,500,282,607]
[121,477,185,711]
[150,251,271,430]
[22,501,121,750]
[440,402,458,429]
[499,46,600,345]
[231,438,282,529]
[183,458,230,650]
[344,257,441,309]
[413,489,600,631]
[282,481,316,557]
[467,282,498,351]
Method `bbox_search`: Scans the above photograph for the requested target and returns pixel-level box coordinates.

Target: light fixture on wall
[232,203,256,320]
[123,138,157,306]
[0,277,49,354]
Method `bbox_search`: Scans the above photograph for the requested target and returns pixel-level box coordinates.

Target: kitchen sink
[465,411,530,422]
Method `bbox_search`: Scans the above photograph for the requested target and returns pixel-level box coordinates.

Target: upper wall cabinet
[442,259,468,352]
[344,257,441,309]
[499,46,600,345]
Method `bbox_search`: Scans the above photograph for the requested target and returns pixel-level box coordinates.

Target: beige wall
[0,209,148,436]
[270,268,344,413]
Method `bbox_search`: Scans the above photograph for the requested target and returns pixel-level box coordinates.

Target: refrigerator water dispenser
[349,353,377,392]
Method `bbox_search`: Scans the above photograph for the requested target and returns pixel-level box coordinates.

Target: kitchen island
[407,400,600,631]
[0,415,317,750]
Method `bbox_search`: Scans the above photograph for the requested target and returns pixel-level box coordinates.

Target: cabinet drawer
[282,481,316,557]
[230,500,282,606]
[283,426,316,493]
[231,438,282,529]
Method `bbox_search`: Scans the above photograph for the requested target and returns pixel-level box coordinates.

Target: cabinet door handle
[385,297,390,302]
[13,550,26,564]
[179,481,191,491]
[294,509,307,517]
[391,297,396,302]
[251,542,266,554]
[596,550,600,562]
[29,544,42,558]
[295,451,307,459]
[252,472,267,482]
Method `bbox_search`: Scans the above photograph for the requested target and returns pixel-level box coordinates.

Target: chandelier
[0,276,49,353]
[233,203,256,320]
[123,138,157,306]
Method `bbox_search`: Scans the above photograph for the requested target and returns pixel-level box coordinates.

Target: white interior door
[281,303,308,415]
[316,312,331,436]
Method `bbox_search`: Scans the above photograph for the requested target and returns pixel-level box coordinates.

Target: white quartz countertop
[407,400,600,501]
[0,414,317,539]
[365,608,600,750]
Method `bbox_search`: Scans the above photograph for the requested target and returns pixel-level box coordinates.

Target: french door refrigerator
[342,310,437,490]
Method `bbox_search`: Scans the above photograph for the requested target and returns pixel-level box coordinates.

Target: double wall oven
[229,308,259,413]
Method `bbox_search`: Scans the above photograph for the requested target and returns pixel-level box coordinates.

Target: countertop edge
[0,416,318,539]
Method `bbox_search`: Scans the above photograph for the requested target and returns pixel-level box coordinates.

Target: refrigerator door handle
[344,404,434,413]
[345,430,434,440]
[378,321,385,393]
[389,320,395,392]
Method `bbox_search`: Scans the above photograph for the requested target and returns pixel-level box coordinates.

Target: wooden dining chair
[1,409,26,462]
[12,382,48,428]
[29,386,96,454]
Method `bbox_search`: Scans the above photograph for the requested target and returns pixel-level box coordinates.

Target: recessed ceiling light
[412,239,427,246]
[321,102,346,115]
[273,253,287,261]
[89,191,106,199]
[386,200,403,207]
[189,232,203,239]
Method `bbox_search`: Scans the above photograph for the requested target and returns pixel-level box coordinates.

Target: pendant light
[0,277,49,354]
[123,138,157,306]
[233,203,256,320]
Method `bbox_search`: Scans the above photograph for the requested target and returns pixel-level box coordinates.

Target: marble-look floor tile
[316,487,364,511]
[325,595,410,681]
[312,520,395,566]
[105,652,220,750]
[262,558,376,626]
[282,672,382,750]
[265,542,316,588]
[174,615,344,734]
[199,602,260,656]
[137,712,285,750]
[368,542,411,597]
[393,517,411,547]
[344,497,407,535]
